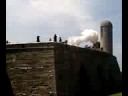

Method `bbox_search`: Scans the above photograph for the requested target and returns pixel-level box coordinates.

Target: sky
[6,0,122,71]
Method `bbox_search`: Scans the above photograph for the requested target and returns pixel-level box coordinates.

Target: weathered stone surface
[6,46,56,96]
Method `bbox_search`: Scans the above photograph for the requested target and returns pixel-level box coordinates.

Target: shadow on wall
[75,62,122,96]
[5,71,14,96]
[75,65,102,96]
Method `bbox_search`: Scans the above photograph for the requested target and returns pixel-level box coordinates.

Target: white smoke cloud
[68,29,99,46]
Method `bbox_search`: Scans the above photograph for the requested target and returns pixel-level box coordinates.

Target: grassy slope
[111,92,122,96]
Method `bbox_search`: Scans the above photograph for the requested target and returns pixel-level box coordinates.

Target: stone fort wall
[6,42,122,96]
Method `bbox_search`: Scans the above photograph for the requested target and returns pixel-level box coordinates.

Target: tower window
[101,28,103,38]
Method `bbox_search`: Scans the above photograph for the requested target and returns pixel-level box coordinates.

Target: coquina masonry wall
[6,43,57,96]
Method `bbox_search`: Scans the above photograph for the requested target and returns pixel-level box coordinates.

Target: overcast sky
[6,0,122,71]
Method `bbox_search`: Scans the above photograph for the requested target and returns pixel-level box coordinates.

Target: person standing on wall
[54,34,57,42]
[59,37,62,42]
[37,36,40,42]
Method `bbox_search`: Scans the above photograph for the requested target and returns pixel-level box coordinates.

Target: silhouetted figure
[85,45,89,48]
[59,37,62,42]
[64,40,68,44]
[6,40,9,44]
[49,38,52,42]
[54,34,57,42]
[92,42,100,49]
[101,48,103,51]
[37,36,40,42]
